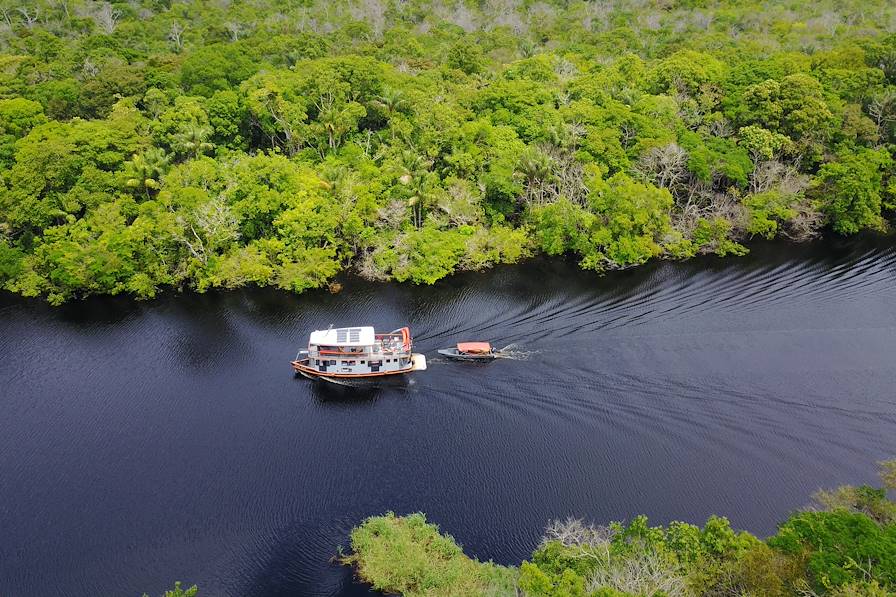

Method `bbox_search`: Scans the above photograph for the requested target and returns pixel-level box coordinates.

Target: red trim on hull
[291,359,412,378]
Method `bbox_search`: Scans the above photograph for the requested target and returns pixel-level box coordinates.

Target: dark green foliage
[180,43,260,97]
[769,510,896,590]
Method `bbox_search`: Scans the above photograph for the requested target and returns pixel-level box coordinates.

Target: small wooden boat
[292,326,427,383]
[437,342,498,361]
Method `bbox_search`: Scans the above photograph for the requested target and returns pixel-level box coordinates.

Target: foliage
[768,510,896,591]
[141,582,198,597]
[343,512,518,597]
[813,149,893,234]
[1,0,895,303]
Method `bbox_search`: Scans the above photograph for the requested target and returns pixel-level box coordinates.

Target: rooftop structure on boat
[292,326,426,382]
[309,326,377,347]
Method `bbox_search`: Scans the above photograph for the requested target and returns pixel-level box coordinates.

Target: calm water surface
[2,237,896,597]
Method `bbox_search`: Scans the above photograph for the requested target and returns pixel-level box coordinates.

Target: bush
[768,510,896,591]
[343,512,517,597]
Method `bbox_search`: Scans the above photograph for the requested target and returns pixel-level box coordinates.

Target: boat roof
[310,326,376,346]
[457,341,492,353]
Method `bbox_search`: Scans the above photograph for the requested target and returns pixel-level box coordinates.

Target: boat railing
[308,347,407,359]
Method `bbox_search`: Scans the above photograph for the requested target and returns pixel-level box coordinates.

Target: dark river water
[2,236,896,597]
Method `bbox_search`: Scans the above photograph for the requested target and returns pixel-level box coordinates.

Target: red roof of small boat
[457,342,492,354]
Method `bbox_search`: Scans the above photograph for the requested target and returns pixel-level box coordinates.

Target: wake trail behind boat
[495,344,537,360]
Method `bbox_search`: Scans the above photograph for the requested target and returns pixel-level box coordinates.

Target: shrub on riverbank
[342,512,518,596]
[142,582,198,597]
[344,461,896,596]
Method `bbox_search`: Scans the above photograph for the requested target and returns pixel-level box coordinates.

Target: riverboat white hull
[292,353,427,382]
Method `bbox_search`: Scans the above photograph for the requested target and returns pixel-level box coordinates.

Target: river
[2,236,896,596]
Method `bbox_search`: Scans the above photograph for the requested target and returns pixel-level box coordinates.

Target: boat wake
[495,344,537,360]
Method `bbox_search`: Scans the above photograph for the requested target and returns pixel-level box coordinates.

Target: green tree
[173,123,213,160]
[0,97,46,166]
[769,510,896,590]
[124,148,170,199]
[446,41,485,75]
[814,148,892,234]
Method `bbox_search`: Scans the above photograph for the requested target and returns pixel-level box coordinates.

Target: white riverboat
[291,326,427,382]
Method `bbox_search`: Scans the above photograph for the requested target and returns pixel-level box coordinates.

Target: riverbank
[344,461,896,596]
[2,229,893,309]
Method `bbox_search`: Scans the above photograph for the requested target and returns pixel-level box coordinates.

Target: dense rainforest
[344,460,896,596]
[1,0,896,303]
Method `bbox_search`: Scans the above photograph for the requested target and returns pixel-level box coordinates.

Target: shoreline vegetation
[343,460,896,597]
[0,2,895,304]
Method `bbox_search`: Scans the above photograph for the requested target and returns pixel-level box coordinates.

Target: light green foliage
[0,98,46,166]
[515,514,759,597]
[651,50,726,95]
[691,218,748,257]
[529,199,592,259]
[811,460,896,527]
[446,42,486,75]
[738,126,791,161]
[0,104,146,230]
[744,191,798,238]
[1,0,895,303]
[812,485,896,527]
[583,172,673,269]
[344,512,518,596]
[529,172,675,270]
[814,148,893,234]
[142,581,198,597]
[125,148,171,198]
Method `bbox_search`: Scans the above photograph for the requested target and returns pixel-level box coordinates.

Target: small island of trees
[0,0,895,303]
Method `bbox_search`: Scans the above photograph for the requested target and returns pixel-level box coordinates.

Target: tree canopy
[0,0,895,303]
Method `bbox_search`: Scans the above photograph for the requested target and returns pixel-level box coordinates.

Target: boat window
[345,360,356,365]
[315,359,320,365]
[329,360,336,365]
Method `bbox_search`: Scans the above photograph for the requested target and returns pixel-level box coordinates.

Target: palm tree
[173,123,213,160]
[514,147,556,206]
[396,150,434,228]
[125,148,170,200]
[373,87,408,119]
[374,88,408,141]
